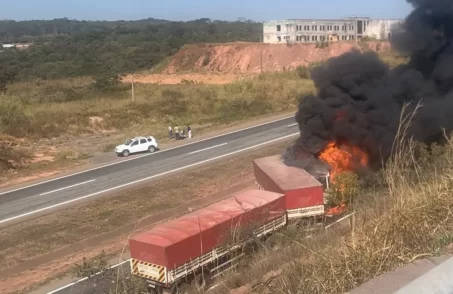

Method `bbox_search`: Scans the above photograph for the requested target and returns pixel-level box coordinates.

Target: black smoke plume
[283,0,453,172]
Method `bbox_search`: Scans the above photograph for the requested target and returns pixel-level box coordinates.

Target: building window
[277,25,281,31]
[342,25,346,31]
[328,25,332,30]
[284,36,290,40]
[277,36,281,42]
[312,25,317,31]
[334,25,339,31]
[311,35,317,41]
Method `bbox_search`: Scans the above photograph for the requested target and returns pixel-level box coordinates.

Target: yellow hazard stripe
[131,259,166,283]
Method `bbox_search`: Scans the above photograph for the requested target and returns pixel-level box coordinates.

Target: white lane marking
[0,133,298,225]
[0,115,294,196]
[189,143,227,155]
[39,179,96,196]
[46,259,130,294]
[287,123,298,127]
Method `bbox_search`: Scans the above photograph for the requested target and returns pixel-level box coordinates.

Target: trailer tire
[149,288,163,294]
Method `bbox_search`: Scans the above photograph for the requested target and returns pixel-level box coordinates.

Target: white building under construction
[263,17,403,44]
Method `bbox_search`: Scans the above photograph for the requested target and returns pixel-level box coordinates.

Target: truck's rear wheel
[149,287,163,294]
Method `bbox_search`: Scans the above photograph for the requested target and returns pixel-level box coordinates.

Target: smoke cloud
[286,0,453,171]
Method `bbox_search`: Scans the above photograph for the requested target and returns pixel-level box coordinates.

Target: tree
[327,171,360,207]
[93,71,124,91]
[0,64,17,93]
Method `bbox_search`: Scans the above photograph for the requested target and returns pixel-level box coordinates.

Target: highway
[44,260,132,294]
[0,116,298,227]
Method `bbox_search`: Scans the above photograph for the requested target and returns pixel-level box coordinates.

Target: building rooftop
[264,18,403,23]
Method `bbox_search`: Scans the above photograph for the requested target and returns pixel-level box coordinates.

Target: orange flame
[318,141,369,180]
[325,203,346,216]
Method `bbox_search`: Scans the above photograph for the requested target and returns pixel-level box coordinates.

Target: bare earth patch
[163,41,391,74]
[0,139,293,294]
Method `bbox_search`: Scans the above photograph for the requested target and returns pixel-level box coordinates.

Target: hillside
[162,41,392,74]
[0,18,261,81]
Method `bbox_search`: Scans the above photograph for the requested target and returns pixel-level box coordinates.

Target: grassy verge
[1,72,308,141]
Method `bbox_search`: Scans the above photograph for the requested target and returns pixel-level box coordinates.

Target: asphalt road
[0,116,298,227]
[44,260,132,294]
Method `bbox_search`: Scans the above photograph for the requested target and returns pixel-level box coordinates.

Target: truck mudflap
[131,259,167,284]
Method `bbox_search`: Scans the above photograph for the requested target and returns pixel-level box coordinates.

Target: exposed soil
[0,139,294,294]
[163,41,391,74]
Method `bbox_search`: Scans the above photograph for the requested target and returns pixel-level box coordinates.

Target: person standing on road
[174,126,180,140]
[168,125,173,139]
[187,126,192,139]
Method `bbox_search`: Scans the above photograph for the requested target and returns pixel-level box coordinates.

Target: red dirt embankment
[163,41,391,74]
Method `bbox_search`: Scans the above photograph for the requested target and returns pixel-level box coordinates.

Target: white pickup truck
[115,136,158,157]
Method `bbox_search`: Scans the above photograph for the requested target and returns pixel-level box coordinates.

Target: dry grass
[179,104,453,294]
[0,72,309,141]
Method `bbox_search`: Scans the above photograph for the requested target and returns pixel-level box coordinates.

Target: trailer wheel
[149,287,163,294]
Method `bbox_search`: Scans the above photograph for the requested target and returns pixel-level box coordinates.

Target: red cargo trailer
[129,189,286,293]
[253,155,325,220]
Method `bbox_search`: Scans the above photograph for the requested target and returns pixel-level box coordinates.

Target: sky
[0,0,413,22]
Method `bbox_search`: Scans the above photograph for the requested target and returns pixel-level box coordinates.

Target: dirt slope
[163,41,391,74]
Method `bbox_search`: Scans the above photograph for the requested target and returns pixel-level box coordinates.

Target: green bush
[296,66,311,79]
[0,101,30,137]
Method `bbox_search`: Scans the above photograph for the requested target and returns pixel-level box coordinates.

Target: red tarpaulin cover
[129,189,285,270]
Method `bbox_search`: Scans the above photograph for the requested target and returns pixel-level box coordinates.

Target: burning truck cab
[253,155,341,225]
